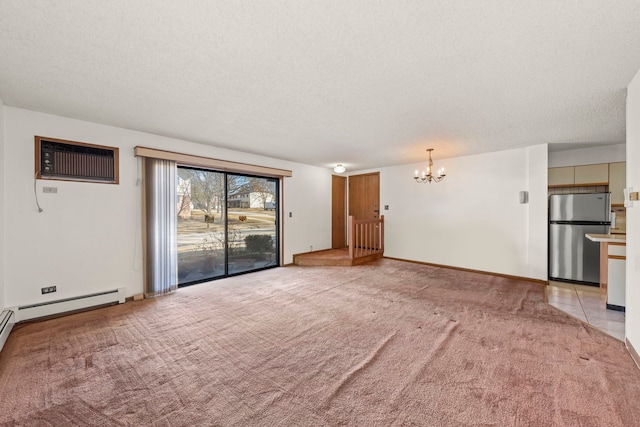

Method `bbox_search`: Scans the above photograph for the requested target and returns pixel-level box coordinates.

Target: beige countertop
[585,233,627,244]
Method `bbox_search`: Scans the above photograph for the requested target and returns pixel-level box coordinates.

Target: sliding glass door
[227,174,278,275]
[176,167,279,285]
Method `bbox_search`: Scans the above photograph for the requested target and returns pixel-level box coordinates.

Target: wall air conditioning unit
[35,136,119,184]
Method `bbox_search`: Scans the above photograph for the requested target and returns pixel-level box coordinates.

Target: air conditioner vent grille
[36,136,119,184]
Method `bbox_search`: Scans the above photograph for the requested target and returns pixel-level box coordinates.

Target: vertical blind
[144,158,178,297]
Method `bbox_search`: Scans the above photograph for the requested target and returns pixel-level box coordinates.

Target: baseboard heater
[13,288,126,323]
[0,310,16,352]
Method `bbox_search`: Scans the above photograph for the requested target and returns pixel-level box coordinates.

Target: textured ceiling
[1,1,640,171]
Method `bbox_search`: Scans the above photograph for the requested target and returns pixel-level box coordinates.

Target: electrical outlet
[41,286,57,294]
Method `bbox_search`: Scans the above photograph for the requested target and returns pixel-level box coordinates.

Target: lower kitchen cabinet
[607,244,626,310]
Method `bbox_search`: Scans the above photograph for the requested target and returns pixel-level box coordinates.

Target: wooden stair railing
[348,215,384,260]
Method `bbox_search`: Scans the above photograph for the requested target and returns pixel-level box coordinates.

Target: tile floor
[547,281,625,341]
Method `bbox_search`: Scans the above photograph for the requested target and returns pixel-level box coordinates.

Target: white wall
[0,98,5,311]
[548,143,626,168]
[355,145,548,280]
[3,107,331,308]
[526,145,549,279]
[626,69,640,353]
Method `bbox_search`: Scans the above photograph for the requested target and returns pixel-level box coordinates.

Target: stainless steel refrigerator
[549,193,611,285]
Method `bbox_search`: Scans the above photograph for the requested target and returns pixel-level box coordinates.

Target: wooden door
[349,172,380,220]
[332,175,347,248]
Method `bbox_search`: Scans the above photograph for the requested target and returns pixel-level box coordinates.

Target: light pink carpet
[1,259,639,426]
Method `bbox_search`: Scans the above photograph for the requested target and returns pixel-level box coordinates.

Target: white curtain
[144,158,177,297]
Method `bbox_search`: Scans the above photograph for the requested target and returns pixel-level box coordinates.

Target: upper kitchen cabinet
[609,162,626,205]
[574,164,609,185]
[550,164,609,187]
[548,166,575,186]
[548,162,625,190]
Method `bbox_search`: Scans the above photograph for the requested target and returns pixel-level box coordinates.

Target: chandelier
[413,148,446,183]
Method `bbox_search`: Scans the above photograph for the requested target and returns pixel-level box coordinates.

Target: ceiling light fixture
[334,164,346,174]
[414,148,446,183]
